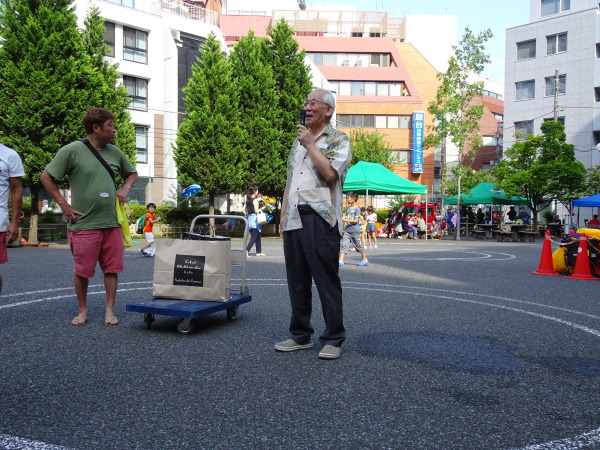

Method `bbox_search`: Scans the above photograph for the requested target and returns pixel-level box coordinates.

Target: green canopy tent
[342,161,427,195]
[444,182,528,205]
[342,161,429,238]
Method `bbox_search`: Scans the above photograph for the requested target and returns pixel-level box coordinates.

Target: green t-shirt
[45,141,136,231]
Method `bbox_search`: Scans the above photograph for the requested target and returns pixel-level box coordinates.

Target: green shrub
[40,210,58,223]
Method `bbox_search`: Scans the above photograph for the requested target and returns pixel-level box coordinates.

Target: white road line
[0,434,72,449]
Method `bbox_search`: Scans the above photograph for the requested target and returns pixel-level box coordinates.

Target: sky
[306,0,532,81]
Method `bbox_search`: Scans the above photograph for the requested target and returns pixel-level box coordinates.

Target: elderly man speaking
[275,88,352,360]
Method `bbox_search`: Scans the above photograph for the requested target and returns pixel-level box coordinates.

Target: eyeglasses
[303,98,328,108]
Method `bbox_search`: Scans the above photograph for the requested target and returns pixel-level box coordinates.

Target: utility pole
[495,120,503,163]
[554,69,560,121]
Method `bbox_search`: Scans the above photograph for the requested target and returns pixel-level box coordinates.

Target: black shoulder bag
[82,138,115,184]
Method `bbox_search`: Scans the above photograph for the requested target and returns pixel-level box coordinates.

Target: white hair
[312,88,336,113]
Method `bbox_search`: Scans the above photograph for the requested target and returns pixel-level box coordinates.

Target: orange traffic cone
[19,236,28,245]
[566,234,599,280]
[533,230,559,276]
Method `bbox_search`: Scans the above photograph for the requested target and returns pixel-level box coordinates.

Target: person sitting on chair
[547,215,563,236]
[588,214,600,228]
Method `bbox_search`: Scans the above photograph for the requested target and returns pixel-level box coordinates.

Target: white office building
[72,0,225,205]
[505,0,600,169]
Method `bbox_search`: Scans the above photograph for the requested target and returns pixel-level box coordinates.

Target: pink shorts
[0,232,7,264]
[68,227,124,278]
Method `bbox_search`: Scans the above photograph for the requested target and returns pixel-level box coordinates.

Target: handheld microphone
[300,110,306,126]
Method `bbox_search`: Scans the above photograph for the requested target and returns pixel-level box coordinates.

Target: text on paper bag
[173,254,205,287]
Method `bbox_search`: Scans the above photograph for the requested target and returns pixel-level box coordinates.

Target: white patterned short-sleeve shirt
[283,124,352,235]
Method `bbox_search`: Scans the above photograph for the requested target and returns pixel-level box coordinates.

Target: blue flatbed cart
[126,215,252,335]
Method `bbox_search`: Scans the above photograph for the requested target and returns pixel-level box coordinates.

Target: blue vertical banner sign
[412,111,424,173]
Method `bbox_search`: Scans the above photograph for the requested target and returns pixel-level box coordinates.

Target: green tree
[584,166,600,196]
[444,165,496,196]
[494,121,586,231]
[265,19,313,191]
[230,31,284,197]
[423,27,492,239]
[0,0,133,243]
[349,129,394,168]
[174,32,248,212]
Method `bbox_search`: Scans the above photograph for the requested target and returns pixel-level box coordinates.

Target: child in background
[140,203,160,257]
[360,207,367,250]
[366,206,378,249]
[339,192,369,266]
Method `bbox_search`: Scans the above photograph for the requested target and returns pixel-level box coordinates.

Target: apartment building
[505,0,600,169]
[220,5,457,201]
[72,0,225,205]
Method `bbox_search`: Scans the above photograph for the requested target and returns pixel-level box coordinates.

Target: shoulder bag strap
[81,138,115,185]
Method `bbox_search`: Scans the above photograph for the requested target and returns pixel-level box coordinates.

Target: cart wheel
[176,318,195,335]
[226,306,239,321]
[144,313,154,330]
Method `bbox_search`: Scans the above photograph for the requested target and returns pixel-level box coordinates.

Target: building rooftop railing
[99,0,218,27]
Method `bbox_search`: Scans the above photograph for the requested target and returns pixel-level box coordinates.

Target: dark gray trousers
[283,208,345,347]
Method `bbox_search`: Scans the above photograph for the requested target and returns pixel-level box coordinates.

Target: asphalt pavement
[1,236,599,449]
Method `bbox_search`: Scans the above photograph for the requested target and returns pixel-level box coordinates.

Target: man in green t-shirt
[41,108,138,327]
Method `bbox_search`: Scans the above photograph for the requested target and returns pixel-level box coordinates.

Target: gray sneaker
[274,339,314,352]
[318,345,342,360]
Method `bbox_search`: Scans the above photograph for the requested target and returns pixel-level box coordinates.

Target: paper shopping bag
[152,238,231,301]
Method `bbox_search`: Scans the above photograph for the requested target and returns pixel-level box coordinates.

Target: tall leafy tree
[174,32,248,212]
[349,129,394,169]
[265,19,313,192]
[0,0,131,243]
[584,166,600,196]
[423,27,492,239]
[230,31,284,197]
[444,165,496,196]
[494,121,586,230]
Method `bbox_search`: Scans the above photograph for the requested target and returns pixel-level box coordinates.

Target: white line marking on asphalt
[0,433,72,449]
[2,278,598,449]
[344,282,600,321]
[374,251,517,261]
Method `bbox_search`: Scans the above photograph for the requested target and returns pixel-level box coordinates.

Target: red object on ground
[533,230,560,276]
[566,234,599,280]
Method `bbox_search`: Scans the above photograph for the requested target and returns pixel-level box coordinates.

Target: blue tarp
[572,194,600,207]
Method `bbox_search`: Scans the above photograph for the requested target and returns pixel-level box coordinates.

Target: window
[338,81,351,96]
[106,0,134,6]
[515,121,534,138]
[123,76,148,110]
[516,80,535,100]
[541,0,570,16]
[393,150,411,164]
[335,115,408,129]
[387,116,399,128]
[547,33,567,54]
[595,87,600,102]
[364,82,376,96]
[375,116,387,128]
[123,27,148,64]
[389,82,402,96]
[544,117,565,125]
[351,81,364,96]
[135,126,148,164]
[376,82,389,96]
[103,22,115,57]
[516,40,536,60]
[545,74,566,96]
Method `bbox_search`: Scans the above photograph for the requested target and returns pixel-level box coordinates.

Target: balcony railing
[160,0,219,26]
[99,0,218,26]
